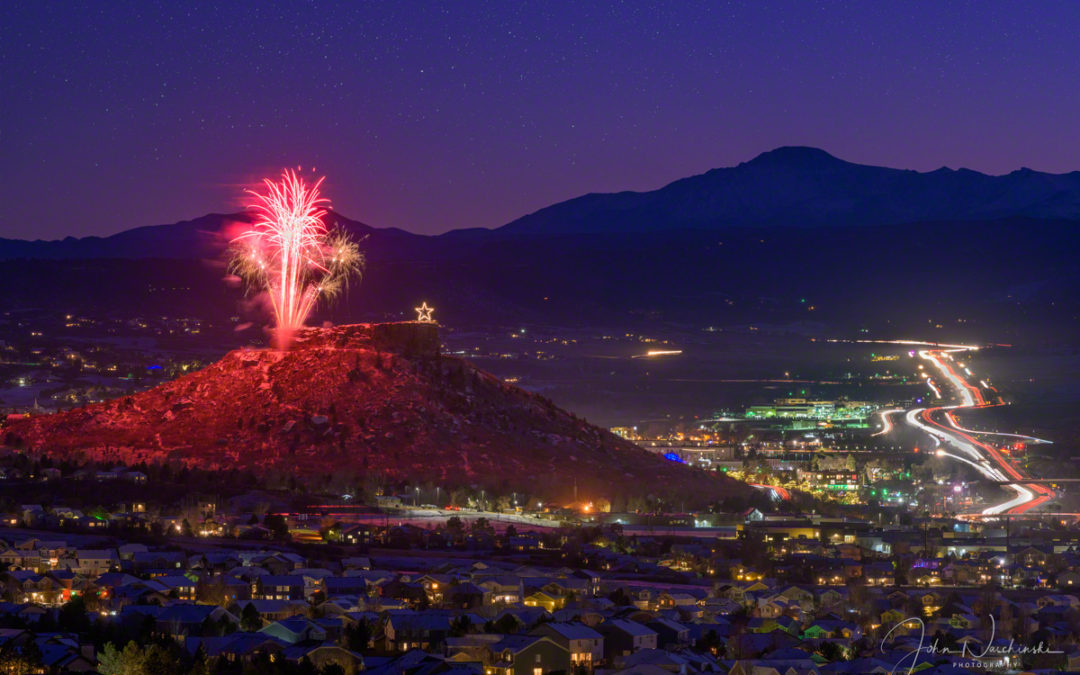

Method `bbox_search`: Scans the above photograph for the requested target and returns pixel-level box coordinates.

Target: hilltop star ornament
[415,302,435,323]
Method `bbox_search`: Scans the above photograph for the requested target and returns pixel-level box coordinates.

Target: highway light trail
[921,349,982,406]
[828,338,982,350]
[926,379,942,399]
[942,409,1053,445]
[983,483,1036,515]
[905,408,981,463]
[899,349,1053,516]
[934,448,1003,478]
[871,408,904,436]
[750,484,792,501]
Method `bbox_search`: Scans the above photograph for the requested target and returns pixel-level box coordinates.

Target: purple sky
[3,1,1079,240]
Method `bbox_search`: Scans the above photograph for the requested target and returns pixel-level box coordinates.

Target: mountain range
[501,146,1080,234]
[1,147,1078,339]
[3,147,1080,259]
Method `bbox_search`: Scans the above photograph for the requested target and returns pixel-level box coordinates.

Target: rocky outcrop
[293,322,440,358]
[3,323,748,506]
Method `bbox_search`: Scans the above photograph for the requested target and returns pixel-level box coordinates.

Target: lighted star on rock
[415,302,435,323]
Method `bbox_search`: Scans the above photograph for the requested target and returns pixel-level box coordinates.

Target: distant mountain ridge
[2,147,1079,259]
[0,147,1077,342]
[499,146,1080,234]
[0,211,420,260]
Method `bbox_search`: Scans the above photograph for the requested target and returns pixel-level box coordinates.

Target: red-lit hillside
[3,323,749,507]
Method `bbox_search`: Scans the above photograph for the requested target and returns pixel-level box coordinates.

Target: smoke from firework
[229,169,364,347]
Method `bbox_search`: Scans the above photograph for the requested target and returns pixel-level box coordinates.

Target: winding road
[891,347,1054,516]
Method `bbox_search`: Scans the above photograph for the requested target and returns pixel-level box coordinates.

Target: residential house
[381,610,453,652]
[260,616,328,644]
[522,590,564,612]
[646,617,691,649]
[281,644,363,675]
[486,634,570,675]
[184,633,288,664]
[254,576,306,601]
[531,622,604,667]
[148,574,198,601]
[597,619,658,660]
[156,603,238,638]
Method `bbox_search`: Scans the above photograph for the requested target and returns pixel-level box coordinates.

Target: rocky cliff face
[3,323,748,506]
[292,322,440,358]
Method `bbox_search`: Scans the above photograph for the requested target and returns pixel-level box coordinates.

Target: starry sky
[3,1,1079,240]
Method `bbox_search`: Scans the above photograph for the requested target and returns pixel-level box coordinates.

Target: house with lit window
[340,524,376,546]
[254,576,306,601]
[476,576,522,605]
[657,590,704,609]
[147,574,198,601]
[69,549,118,577]
[2,571,64,605]
[380,610,454,652]
[522,589,564,612]
[863,561,895,586]
[485,634,570,675]
[1056,570,1080,589]
[259,615,328,644]
[183,632,288,664]
[280,644,363,674]
[530,622,603,667]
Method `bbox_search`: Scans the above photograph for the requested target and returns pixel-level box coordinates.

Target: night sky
[3,1,1079,240]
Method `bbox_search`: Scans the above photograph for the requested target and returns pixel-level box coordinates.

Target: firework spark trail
[229,169,363,347]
